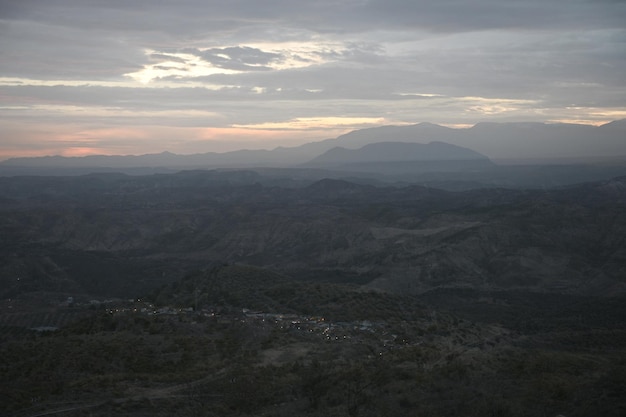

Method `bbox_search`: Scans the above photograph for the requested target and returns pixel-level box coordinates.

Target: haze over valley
[3,120,626,189]
[2,161,626,416]
[2,0,626,415]
[2,121,626,417]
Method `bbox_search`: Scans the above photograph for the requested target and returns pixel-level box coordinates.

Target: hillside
[1,263,625,417]
[1,172,626,416]
[1,171,625,300]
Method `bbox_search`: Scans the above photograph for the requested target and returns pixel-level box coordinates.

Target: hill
[1,171,625,301]
[2,262,625,417]
[1,172,626,416]
[304,141,495,174]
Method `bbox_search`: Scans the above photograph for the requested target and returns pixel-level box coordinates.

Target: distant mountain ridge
[307,141,491,164]
[303,141,495,174]
[1,120,625,175]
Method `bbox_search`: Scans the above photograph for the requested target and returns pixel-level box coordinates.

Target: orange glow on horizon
[439,123,474,129]
[196,126,342,141]
[61,147,105,157]
[232,116,388,130]
[0,125,344,160]
[547,119,612,126]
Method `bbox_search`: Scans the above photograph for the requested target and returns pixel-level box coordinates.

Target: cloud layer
[1,0,625,158]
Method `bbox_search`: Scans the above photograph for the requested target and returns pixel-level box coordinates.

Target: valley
[3,0,626,413]
[1,169,625,416]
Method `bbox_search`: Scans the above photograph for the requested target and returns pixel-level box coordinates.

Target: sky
[1,0,625,159]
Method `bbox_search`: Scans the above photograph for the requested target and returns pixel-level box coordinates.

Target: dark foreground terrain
[1,170,625,416]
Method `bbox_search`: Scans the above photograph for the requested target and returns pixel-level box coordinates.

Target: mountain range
[2,120,626,176]
[303,141,495,174]
[2,125,626,417]
[307,141,491,164]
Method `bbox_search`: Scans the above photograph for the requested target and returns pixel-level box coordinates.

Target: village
[90,297,416,354]
[1,294,414,355]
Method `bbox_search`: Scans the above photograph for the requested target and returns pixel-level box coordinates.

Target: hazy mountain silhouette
[325,120,626,162]
[303,141,495,174]
[2,123,626,417]
[306,141,490,164]
[1,120,625,176]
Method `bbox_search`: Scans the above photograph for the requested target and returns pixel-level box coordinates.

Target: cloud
[188,46,283,71]
[7,1,623,40]
[358,0,626,32]
[232,116,389,130]
[0,20,145,80]
[1,0,625,158]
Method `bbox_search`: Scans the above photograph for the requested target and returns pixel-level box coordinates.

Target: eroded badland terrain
[1,170,625,416]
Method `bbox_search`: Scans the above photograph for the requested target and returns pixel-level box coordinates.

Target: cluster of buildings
[80,299,414,352]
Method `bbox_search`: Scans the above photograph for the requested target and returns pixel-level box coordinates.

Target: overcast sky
[1,0,625,158]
